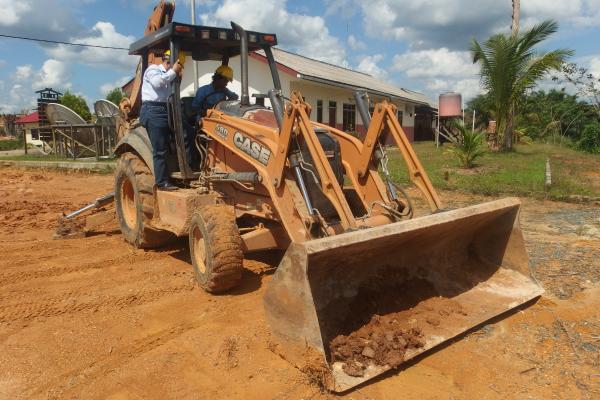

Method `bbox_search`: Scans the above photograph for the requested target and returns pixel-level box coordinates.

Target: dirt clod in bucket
[325,278,469,377]
[330,314,425,377]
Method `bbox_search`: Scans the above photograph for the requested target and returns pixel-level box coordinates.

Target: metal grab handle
[269,89,284,130]
[166,94,174,132]
[354,90,371,129]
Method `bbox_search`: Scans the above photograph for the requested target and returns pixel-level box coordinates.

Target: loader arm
[269,92,358,230]
[357,101,443,212]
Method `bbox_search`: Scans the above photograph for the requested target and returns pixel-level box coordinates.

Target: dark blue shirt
[192,83,238,115]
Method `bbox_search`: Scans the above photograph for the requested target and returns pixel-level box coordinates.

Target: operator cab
[128,21,283,180]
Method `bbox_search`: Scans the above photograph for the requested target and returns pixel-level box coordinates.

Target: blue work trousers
[140,103,198,186]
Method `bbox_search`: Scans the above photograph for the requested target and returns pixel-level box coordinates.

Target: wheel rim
[192,225,207,274]
[120,176,137,229]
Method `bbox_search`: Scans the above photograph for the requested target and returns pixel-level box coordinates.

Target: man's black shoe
[157,182,179,191]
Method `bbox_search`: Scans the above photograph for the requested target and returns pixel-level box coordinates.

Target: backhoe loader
[111,3,543,392]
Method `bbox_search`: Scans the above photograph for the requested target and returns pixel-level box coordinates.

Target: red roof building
[15,111,40,125]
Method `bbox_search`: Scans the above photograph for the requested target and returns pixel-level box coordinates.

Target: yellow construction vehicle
[107,1,542,392]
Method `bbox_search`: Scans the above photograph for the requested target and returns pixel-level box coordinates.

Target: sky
[0,0,599,114]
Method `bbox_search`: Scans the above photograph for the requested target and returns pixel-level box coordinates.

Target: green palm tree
[445,121,487,168]
[470,20,572,150]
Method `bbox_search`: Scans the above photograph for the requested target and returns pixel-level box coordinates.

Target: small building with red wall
[15,111,41,144]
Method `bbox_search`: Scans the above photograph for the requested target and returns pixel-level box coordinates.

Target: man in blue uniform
[192,65,238,121]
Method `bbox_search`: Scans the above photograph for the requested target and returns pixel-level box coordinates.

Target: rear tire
[114,152,172,248]
[189,205,243,293]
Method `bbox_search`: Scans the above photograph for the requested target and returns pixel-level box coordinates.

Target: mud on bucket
[263,197,543,392]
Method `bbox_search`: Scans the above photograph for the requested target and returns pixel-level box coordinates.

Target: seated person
[192,65,238,122]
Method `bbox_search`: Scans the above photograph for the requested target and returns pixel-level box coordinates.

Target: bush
[445,124,487,168]
[106,87,124,105]
[0,139,22,151]
[577,121,600,153]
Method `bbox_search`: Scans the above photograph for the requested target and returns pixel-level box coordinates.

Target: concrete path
[0,159,115,172]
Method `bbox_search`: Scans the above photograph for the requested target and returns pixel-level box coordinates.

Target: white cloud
[426,78,483,100]
[34,59,71,90]
[348,35,367,51]
[356,54,387,79]
[589,56,600,79]
[0,0,32,26]
[6,83,36,113]
[13,65,34,81]
[392,48,478,79]
[358,0,600,50]
[390,48,482,100]
[100,76,131,95]
[45,22,136,71]
[1,60,71,113]
[0,0,86,41]
[201,0,347,66]
[324,0,357,18]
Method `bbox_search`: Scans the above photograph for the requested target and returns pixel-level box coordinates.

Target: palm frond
[470,19,572,149]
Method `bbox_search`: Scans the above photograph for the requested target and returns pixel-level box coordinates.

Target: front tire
[189,205,243,293]
[114,152,172,248]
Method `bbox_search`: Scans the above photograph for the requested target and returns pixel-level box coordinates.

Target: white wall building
[180,48,432,141]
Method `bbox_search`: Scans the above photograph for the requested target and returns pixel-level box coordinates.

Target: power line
[0,33,129,50]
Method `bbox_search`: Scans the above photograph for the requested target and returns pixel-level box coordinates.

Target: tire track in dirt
[0,283,195,325]
[29,321,199,399]
[0,252,170,287]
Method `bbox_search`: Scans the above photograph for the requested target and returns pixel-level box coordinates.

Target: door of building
[328,101,337,128]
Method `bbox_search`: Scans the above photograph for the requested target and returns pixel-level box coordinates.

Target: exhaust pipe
[231,22,250,106]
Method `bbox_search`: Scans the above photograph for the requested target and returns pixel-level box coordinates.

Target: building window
[397,110,404,126]
[343,103,356,132]
[316,100,323,123]
[328,101,337,128]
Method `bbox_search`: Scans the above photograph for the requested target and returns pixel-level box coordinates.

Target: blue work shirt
[192,83,238,116]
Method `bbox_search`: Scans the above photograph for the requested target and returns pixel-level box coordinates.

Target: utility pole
[191,0,199,91]
[511,0,520,37]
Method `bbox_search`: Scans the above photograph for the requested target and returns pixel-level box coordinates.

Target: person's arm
[226,88,239,100]
[146,67,177,90]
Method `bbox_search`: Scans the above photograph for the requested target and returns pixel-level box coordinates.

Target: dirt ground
[0,166,599,400]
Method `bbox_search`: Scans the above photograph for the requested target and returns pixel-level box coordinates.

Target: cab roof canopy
[128,22,278,62]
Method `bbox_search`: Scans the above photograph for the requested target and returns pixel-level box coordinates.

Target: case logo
[233,131,271,165]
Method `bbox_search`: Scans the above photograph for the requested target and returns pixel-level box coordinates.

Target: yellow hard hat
[215,65,234,82]
[164,50,186,65]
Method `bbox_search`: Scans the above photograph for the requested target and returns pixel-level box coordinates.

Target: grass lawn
[387,142,600,199]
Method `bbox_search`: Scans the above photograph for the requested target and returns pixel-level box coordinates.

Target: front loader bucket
[264,198,543,392]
